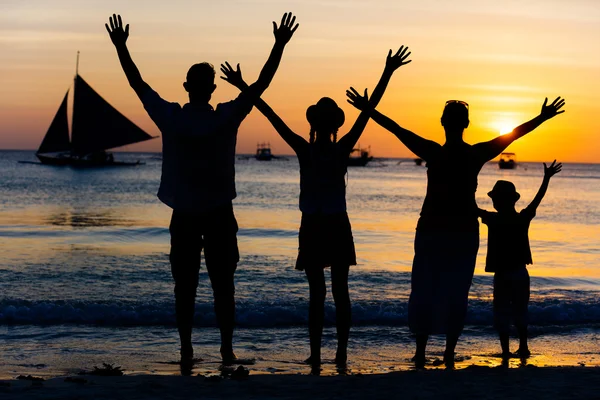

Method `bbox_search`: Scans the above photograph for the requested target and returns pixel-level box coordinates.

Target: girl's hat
[306,97,345,130]
[488,180,520,201]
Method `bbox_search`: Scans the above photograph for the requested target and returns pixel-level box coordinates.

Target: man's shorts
[169,203,239,285]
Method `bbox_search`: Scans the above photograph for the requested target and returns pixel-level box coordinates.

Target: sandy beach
[1,367,599,400]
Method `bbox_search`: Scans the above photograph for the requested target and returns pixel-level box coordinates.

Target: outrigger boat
[347,145,373,167]
[498,152,517,169]
[27,52,156,167]
[255,142,274,161]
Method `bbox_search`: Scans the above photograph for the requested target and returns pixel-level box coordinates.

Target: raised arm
[220,63,307,153]
[338,46,412,154]
[473,97,566,162]
[526,160,562,212]
[242,13,299,100]
[346,89,441,161]
[105,14,150,98]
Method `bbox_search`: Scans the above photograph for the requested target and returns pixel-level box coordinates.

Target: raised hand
[346,87,370,111]
[540,97,566,120]
[543,160,562,178]
[273,12,299,45]
[105,14,129,47]
[220,62,246,90]
[385,46,412,72]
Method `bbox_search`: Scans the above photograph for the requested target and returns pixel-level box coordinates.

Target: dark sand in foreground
[2,366,599,400]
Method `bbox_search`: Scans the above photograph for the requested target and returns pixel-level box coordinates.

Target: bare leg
[517,326,530,358]
[207,265,237,363]
[331,264,351,365]
[444,333,459,367]
[305,267,326,366]
[414,334,428,368]
[499,332,511,358]
[174,283,197,361]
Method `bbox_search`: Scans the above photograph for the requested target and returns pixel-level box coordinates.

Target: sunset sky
[1,0,599,162]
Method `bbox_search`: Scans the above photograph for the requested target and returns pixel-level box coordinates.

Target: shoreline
[2,366,599,400]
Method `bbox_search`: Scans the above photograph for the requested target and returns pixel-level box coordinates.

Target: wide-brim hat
[306,97,345,130]
[488,180,520,201]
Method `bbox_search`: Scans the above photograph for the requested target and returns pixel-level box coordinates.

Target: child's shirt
[480,205,536,273]
[298,143,347,215]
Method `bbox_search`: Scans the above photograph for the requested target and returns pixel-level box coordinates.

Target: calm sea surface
[0,150,598,377]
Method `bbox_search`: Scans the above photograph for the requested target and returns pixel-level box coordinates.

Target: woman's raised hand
[540,97,566,120]
[346,87,370,111]
[220,62,246,90]
[385,46,412,72]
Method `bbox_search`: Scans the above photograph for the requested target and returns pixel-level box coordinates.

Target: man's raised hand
[273,12,299,45]
[385,46,412,72]
[540,97,566,120]
[346,87,370,111]
[105,14,129,47]
[220,62,246,90]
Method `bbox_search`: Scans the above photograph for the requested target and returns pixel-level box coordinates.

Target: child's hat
[306,97,345,130]
[488,180,520,201]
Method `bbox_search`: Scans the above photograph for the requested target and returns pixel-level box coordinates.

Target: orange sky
[1,0,599,162]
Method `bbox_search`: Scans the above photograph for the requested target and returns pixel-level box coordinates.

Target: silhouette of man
[105,13,299,365]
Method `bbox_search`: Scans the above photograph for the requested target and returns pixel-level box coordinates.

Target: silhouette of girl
[348,91,565,368]
[221,46,412,369]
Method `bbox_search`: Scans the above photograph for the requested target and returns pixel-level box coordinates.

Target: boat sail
[35,53,156,166]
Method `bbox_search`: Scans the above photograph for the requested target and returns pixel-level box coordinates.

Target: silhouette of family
[105,12,565,372]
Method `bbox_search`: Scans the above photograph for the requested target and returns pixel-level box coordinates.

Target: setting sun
[490,120,516,136]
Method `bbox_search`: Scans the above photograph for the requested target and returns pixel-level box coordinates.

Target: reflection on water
[46,209,138,228]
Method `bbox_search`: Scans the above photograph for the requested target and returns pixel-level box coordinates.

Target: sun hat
[488,180,520,201]
[306,97,345,130]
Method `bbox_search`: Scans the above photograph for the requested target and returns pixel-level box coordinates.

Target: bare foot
[335,349,347,366]
[515,348,531,359]
[304,355,321,365]
[221,350,238,365]
[411,354,426,369]
[443,351,455,368]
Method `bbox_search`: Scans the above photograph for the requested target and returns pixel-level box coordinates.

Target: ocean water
[0,150,599,377]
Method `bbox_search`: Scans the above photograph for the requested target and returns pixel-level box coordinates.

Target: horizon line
[1,148,598,165]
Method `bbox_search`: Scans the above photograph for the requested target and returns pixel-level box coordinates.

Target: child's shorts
[493,267,530,333]
[295,212,357,271]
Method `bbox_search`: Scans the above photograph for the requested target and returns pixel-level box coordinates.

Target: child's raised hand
[543,160,562,178]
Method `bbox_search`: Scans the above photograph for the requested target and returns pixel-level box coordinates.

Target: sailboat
[32,53,156,167]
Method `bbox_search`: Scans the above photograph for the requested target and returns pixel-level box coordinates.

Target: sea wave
[1,298,599,328]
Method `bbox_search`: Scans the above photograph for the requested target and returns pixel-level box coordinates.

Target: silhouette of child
[220,46,412,370]
[479,160,562,359]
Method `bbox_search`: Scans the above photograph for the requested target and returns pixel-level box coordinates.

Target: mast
[75,51,80,77]
[72,51,80,148]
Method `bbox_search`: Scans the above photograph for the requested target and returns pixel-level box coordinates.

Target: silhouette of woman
[347,91,565,367]
[221,46,412,369]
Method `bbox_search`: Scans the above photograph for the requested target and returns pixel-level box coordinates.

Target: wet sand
[1,366,599,400]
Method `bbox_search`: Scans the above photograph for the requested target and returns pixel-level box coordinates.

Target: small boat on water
[347,145,373,167]
[498,152,517,169]
[26,53,157,167]
[255,142,274,161]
